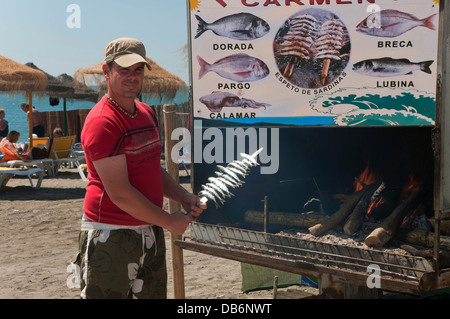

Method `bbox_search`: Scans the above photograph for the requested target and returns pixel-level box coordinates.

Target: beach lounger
[0,167,44,189]
[77,163,88,182]
[29,137,50,149]
[48,135,84,175]
[0,136,54,175]
[0,158,55,176]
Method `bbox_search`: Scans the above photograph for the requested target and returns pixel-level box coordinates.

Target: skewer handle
[186,196,208,221]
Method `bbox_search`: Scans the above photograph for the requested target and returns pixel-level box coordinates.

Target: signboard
[188,0,439,127]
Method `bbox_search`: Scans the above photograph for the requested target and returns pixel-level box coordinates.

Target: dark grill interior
[193,126,434,228]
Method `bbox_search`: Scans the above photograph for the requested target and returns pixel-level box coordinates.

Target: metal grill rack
[177,222,440,294]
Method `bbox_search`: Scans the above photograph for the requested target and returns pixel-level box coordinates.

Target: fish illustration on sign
[356,9,437,38]
[197,53,270,82]
[352,57,434,77]
[194,13,270,40]
[199,91,270,112]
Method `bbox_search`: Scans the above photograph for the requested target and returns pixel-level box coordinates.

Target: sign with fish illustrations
[188,0,439,127]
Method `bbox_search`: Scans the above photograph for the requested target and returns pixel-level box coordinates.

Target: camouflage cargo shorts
[69,224,167,299]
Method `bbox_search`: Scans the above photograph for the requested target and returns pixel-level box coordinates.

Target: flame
[354,166,423,220]
[354,164,379,191]
[367,197,384,217]
[400,174,421,200]
[355,164,383,217]
[399,174,423,228]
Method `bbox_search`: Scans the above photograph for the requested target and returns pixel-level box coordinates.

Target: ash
[279,224,412,256]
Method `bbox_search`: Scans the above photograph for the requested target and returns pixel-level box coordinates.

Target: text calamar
[215,0,375,7]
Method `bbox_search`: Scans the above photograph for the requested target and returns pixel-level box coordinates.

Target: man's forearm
[161,167,189,204]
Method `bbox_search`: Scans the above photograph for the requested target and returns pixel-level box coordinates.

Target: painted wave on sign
[309,87,435,126]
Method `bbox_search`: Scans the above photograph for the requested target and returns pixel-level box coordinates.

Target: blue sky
[0,0,190,83]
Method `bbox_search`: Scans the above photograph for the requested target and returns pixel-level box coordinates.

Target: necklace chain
[106,95,138,119]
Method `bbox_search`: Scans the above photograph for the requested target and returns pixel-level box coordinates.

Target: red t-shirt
[81,96,163,226]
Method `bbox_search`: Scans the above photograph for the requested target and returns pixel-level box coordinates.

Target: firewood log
[397,228,433,247]
[364,188,424,247]
[441,220,450,236]
[244,210,328,228]
[399,244,433,258]
[399,244,450,267]
[309,189,365,236]
[397,228,450,250]
[427,218,450,236]
[343,180,383,235]
[366,186,401,221]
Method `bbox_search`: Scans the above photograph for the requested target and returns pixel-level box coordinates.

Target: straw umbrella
[0,55,48,146]
[73,57,187,102]
[27,62,98,101]
[26,63,98,135]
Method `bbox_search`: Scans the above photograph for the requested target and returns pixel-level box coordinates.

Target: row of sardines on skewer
[198,149,262,209]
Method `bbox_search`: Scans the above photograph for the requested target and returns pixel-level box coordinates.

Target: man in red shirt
[73,37,205,299]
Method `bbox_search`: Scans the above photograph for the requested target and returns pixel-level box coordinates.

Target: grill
[180,4,450,297]
[176,222,450,296]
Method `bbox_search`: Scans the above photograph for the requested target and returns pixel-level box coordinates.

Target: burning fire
[354,165,422,218]
[354,164,383,217]
[354,164,379,192]
[367,197,384,217]
[400,174,421,200]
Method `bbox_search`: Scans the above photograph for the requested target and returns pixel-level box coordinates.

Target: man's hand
[167,211,195,235]
[181,192,207,220]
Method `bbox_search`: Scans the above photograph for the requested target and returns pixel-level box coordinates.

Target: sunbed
[0,167,43,189]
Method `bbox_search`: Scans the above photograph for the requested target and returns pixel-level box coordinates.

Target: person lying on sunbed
[0,131,29,161]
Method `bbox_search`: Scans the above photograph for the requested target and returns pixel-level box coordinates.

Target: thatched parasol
[26,62,74,98]
[73,57,187,102]
[26,63,99,135]
[0,55,48,145]
[26,63,98,101]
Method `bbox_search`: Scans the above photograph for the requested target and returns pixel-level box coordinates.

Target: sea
[0,90,189,144]
[3,86,436,144]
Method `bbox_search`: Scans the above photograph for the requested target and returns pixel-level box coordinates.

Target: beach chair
[0,167,43,189]
[0,158,55,176]
[0,136,54,175]
[29,137,49,149]
[77,163,88,182]
[48,135,84,175]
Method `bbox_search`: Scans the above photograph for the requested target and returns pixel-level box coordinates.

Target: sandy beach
[0,167,317,299]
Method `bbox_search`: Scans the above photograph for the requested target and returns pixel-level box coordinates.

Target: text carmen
[217,0,375,7]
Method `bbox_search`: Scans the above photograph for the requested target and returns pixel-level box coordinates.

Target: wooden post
[263,196,268,233]
[63,97,68,136]
[163,104,185,299]
[28,91,33,150]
